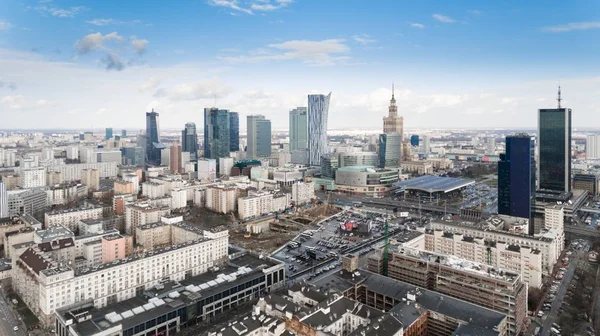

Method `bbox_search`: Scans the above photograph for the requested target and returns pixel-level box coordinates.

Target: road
[539,252,580,336]
[0,289,26,336]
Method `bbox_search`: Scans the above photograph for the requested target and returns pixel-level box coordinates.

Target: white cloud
[352,34,376,45]
[139,77,162,92]
[74,32,124,54]
[208,0,253,15]
[154,78,232,101]
[86,18,142,26]
[100,53,125,71]
[432,14,455,23]
[1,95,55,109]
[410,23,425,29]
[542,22,600,32]
[0,20,12,31]
[34,5,86,18]
[219,39,350,66]
[251,0,293,12]
[131,37,149,54]
[467,10,482,15]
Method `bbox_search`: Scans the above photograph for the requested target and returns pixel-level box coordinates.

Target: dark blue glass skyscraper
[182,122,198,161]
[538,107,572,192]
[204,107,231,160]
[498,134,535,234]
[105,128,113,140]
[145,109,162,166]
[229,112,239,152]
[410,135,419,147]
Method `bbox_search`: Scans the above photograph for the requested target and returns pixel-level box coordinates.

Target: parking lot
[271,209,401,280]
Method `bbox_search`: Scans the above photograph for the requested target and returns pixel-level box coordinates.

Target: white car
[13,326,18,331]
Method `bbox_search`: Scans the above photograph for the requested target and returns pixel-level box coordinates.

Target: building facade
[307,93,331,166]
[247,115,272,158]
[20,167,47,188]
[204,107,231,160]
[146,110,162,166]
[229,111,240,152]
[378,133,401,168]
[382,85,404,139]
[538,106,572,192]
[289,107,308,152]
[181,122,198,162]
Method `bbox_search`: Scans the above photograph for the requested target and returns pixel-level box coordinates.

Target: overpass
[564,225,600,238]
[577,207,600,214]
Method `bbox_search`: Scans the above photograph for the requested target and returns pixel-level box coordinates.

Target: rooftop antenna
[557,83,562,109]
[392,82,395,99]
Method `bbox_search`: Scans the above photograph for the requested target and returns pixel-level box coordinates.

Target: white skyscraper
[587,135,600,159]
[423,135,431,154]
[308,93,331,166]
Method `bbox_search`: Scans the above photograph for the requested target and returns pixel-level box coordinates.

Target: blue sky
[0,0,599,130]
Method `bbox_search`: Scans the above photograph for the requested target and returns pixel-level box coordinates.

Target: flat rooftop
[393,175,474,193]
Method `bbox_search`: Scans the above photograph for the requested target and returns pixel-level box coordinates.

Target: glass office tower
[537,108,572,192]
[181,122,198,161]
[289,107,308,151]
[308,93,331,166]
[204,108,231,160]
[229,112,239,152]
[498,134,536,234]
[378,133,401,168]
[145,110,162,166]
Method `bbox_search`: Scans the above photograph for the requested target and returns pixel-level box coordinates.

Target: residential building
[181,122,198,161]
[197,158,217,180]
[46,182,87,205]
[142,182,165,199]
[422,135,431,153]
[368,245,526,335]
[0,181,7,218]
[124,203,171,236]
[229,111,240,152]
[289,107,308,152]
[105,128,113,140]
[48,162,118,181]
[122,173,139,194]
[247,115,272,158]
[205,185,238,214]
[487,137,496,155]
[0,148,16,167]
[135,216,203,250]
[146,109,163,166]
[46,171,63,186]
[335,165,399,195]
[291,181,315,205]
[15,228,229,326]
[96,150,122,163]
[544,205,564,231]
[378,133,401,168]
[401,160,433,175]
[382,85,404,140]
[307,93,331,166]
[45,206,103,231]
[20,167,46,188]
[114,180,134,195]
[101,234,127,263]
[171,188,187,210]
[498,134,535,234]
[81,168,100,191]
[218,157,234,177]
[587,134,600,159]
[160,146,170,167]
[204,107,231,160]
[238,190,290,220]
[538,94,572,192]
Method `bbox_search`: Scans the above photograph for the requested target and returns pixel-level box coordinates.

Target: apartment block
[291,181,315,205]
[81,168,100,191]
[170,188,187,210]
[142,181,165,199]
[114,180,134,195]
[7,189,48,217]
[46,171,63,186]
[48,162,118,181]
[44,206,103,231]
[20,167,47,188]
[14,228,229,326]
[124,203,170,236]
[135,216,203,251]
[46,182,87,206]
[205,185,239,214]
[421,229,542,288]
[368,245,526,335]
[237,190,290,220]
[430,219,562,275]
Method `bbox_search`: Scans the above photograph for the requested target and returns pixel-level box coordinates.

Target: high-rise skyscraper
[378,133,401,168]
[181,122,198,161]
[229,112,240,152]
[537,88,572,192]
[586,134,600,159]
[105,128,113,140]
[145,109,163,166]
[410,135,419,147]
[204,108,231,160]
[308,93,331,166]
[289,107,308,151]
[247,115,272,158]
[422,135,431,154]
[0,181,8,218]
[383,84,404,139]
[498,134,536,235]
[121,129,127,138]
[120,147,145,166]
[170,144,182,174]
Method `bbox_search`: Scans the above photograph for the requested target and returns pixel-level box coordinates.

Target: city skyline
[0,1,599,130]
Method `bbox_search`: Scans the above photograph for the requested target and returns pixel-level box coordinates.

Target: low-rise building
[135,216,203,251]
[335,165,400,196]
[401,160,434,175]
[7,189,48,217]
[237,190,290,220]
[44,206,103,231]
[124,203,171,236]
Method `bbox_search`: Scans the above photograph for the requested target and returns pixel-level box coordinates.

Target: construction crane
[383,212,390,277]
[321,192,332,217]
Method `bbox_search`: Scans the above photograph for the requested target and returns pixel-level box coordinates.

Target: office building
[338,151,378,167]
[410,134,419,147]
[247,115,272,158]
[487,137,496,155]
[7,189,48,217]
[382,85,403,140]
[378,133,401,168]
[146,109,163,166]
[0,181,7,218]
[229,111,240,152]
[45,206,103,231]
[422,135,431,153]
[160,146,170,167]
[20,167,46,188]
[289,107,308,151]
[538,90,572,192]
[238,190,290,220]
[587,134,600,159]
[573,173,599,196]
[320,153,339,179]
[96,150,122,163]
[335,166,400,195]
[181,122,198,161]
[204,107,231,160]
[368,245,526,335]
[498,134,535,234]
[121,129,127,138]
[307,93,331,166]
[105,128,113,140]
[169,144,182,174]
[120,147,145,166]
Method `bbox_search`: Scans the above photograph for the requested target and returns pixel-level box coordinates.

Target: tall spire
[392,83,395,99]
[557,84,562,109]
